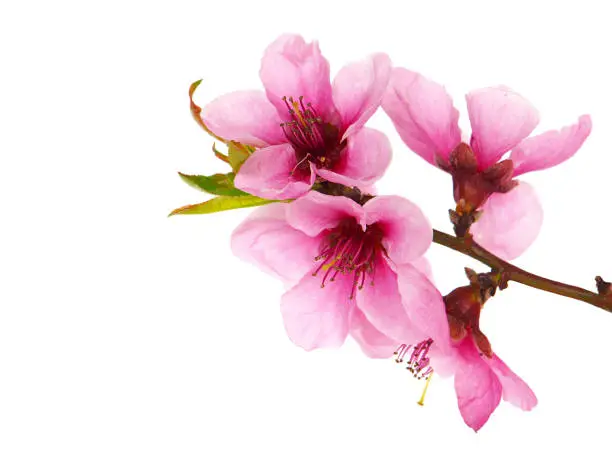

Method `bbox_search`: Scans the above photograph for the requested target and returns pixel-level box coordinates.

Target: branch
[432,229,612,313]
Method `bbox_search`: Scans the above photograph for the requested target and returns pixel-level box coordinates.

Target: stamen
[291,152,312,177]
[394,344,411,363]
[393,339,434,380]
[280,95,335,169]
[282,96,292,112]
[312,219,385,298]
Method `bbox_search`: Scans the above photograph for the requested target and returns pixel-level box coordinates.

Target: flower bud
[443,269,503,358]
[595,276,612,296]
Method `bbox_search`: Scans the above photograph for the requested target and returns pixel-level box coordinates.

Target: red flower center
[313,218,385,299]
[280,96,343,177]
[394,340,434,380]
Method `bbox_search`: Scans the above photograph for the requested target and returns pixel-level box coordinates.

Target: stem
[432,229,612,313]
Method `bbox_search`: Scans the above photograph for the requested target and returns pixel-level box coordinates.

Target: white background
[2,0,612,457]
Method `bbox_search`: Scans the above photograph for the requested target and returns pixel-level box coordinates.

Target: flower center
[394,339,434,380]
[312,218,385,299]
[280,96,342,175]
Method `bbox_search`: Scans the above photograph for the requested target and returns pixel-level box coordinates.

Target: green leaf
[178,172,248,196]
[169,195,277,216]
[227,141,252,172]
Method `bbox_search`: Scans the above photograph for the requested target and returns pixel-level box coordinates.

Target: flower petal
[382,68,461,166]
[410,257,434,283]
[395,263,452,353]
[259,34,334,121]
[349,307,398,359]
[231,203,319,286]
[454,340,502,432]
[280,271,352,351]
[467,86,540,170]
[316,127,391,188]
[286,191,364,237]
[363,195,432,264]
[332,53,391,139]
[355,258,422,344]
[486,354,538,411]
[201,90,286,147]
[428,345,460,378]
[471,181,543,260]
[511,115,592,176]
[234,144,314,200]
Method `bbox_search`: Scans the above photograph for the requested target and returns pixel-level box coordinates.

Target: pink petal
[467,86,540,170]
[259,34,334,121]
[363,195,432,264]
[349,307,398,359]
[230,204,319,286]
[428,345,460,378]
[471,181,543,260]
[234,143,315,200]
[486,354,538,411]
[286,191,364,237]
[355,258,422,344]
[454,340,502,432]
[201,90,286,147]
[410,257,434,283]
[395,263,452,353]
[382,68,461,166]
[280,271,352,351]
[332,53,392,139]
[316,127,392,188]
[511,115,592,176]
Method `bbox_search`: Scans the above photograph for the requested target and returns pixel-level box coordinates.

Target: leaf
[227,141,251,172]
[178,172,248,196]
[169,195,277,216]
[189,79,227,143]
[212,143,230,164]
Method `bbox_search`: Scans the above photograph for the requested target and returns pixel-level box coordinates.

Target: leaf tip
[168,203,191,216]
[189,79,203,95]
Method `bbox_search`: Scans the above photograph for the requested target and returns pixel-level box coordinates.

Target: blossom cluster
[173,34,592,431]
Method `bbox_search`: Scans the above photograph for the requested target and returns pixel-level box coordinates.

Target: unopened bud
[595,276,612,296]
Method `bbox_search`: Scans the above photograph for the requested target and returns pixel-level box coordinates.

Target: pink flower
[383,68,592,259]
[202,34,393,200]
[395,278,537,431]
[231,191,438,356]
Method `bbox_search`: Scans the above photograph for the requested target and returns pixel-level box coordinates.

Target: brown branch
[432,229,612,313]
